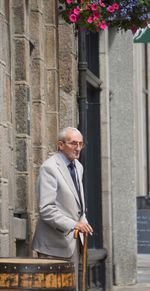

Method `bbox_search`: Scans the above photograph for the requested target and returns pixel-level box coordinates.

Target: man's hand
[74,220,93,236]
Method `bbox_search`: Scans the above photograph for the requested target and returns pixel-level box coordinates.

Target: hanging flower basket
[59,0,150,33]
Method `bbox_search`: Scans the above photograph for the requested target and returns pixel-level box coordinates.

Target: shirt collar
[58,151,74,167]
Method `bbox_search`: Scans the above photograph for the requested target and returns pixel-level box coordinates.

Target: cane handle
[74,229,79,239]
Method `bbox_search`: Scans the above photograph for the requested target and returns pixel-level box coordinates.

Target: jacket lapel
[54,153,81,206]
[75,160,85,211]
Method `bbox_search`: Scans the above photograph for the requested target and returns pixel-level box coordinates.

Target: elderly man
[32,127,93,290]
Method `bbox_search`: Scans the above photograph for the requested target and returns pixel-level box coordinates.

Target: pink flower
[100,23,107,30]
[69,14,77,23]
[107,5,115,13]
[73,6,80,16]
[91,4,98,11]
[98,21,107,30]
[93,15,99,21]
[86,4,91,10]
[93,12,100,21]
[113,3,119,10]
[94,11,100,16]
[66,0,74,4]
[87,16,93,24]
[99,0,105,8]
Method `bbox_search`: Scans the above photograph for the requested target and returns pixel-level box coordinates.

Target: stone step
[137,269,150,283]
[137,254,150,283]
[113,272,150,291]
[137,254,150,267]
[113,255,150,290]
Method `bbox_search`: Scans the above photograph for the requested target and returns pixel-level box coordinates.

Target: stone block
[31,59,45,101]
[59,24,77,54]
[33,166,40,188]
[29,10,44,59]
[0,13,4,62]
[43,0,56,24]
[3,22,11,73]
[8,208,16,255]
[60,52,78,92]
[13,217,27,240]
[0,69,12,124]
[6,124,15,207]
[3,20,11,71]
[0,12,10,69]
[0,0,5,15]
[8,161,15,206]
[0,64,6,123]
[0,233,9,256]
[5,75,12,123]
[15,174,27,211]
[0,180,9,229]
[32,102,46,145]
[59,53,74,93]
[71,55,78,91]
[46,70,58,111]
[3,0,9,22]
[16,137,27,172]
[45,26,57,69]
[15,38,28,81]
[33,146,47,166]
[59,90,75,128]
[30,0,43,12]
[0,125,9,179]
[15,83,31,134]
[7,123,14,150]
[30,167,40,212]
[0,10,10,66]
[46,112,58,153]
[13,0,25,35]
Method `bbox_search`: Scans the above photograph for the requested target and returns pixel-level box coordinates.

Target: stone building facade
[0,0,78,256]
[1,1,150,291]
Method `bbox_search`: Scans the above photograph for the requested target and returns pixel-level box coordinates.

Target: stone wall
[0,0,79,257]
[0,0,15,256]
[29,0,60,255]
[58,13,78,129]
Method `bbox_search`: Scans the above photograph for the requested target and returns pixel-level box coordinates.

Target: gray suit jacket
[32,152,87,258]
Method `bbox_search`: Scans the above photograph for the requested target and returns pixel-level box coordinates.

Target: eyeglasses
[63,141,85,149]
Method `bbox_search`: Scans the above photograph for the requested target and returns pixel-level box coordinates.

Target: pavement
[113,255,150,291]
[113,284,150,291]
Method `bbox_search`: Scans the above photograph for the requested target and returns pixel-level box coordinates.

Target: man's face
[58,130,84,161]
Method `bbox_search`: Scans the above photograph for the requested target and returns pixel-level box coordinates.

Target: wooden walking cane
[74,229,88,291]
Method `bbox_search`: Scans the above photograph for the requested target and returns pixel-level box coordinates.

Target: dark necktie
[68,162,79,193]
[68,162,83,211]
